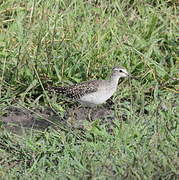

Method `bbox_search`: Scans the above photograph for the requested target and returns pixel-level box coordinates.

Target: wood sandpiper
[48,67,130,106]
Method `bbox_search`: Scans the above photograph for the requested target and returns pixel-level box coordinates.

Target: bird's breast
[79,86,116,105]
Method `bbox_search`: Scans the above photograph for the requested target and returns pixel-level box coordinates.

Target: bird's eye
[119,70,123,73]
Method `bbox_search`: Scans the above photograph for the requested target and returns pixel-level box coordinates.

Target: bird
[47,66,130,106]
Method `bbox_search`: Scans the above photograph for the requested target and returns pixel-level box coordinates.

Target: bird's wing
[48,80,99,99]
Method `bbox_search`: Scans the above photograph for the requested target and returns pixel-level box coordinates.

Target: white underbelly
[79,89,115,105]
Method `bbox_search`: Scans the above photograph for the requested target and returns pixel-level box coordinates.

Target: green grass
[0,0,179,179]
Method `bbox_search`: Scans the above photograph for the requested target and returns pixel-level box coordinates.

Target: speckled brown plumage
[47,80,99,99]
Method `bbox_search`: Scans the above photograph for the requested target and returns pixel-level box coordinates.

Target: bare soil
[1,105,116,134]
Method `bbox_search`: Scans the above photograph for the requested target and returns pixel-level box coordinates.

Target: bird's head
[112,66,130,78]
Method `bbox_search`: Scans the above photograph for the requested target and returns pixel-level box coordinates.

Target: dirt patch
[1,104,116,134]
[1,106,58,134]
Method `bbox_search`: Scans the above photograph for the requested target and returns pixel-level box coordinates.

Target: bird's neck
[110,74,121,88]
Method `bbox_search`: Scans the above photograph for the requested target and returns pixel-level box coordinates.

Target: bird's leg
[87,108,93,121]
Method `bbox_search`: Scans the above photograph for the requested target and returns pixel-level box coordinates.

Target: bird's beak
[128,73,138,79]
